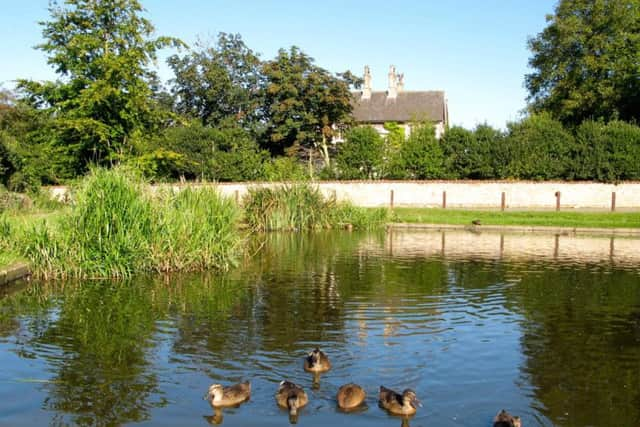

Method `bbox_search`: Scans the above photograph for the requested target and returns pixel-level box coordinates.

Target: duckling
[205,381,251,407]
[275,380,309,417]
[337,383,366,410]
[493,409,522,427]
[303,347,331,373]
[378,386,421,416]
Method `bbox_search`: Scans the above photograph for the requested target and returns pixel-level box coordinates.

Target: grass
[391,208,640,229]
[243,184,390,231]
[3,168,241,280]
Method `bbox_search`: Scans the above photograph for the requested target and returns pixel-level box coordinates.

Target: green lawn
[390,208,640,229]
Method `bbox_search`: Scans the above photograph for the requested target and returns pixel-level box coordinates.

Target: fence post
[555,191,561,211]
[442,191,447,209]
[611,191,616,212]
[235,189,239,205]
[390,189,394,210]
[501,192,506,211]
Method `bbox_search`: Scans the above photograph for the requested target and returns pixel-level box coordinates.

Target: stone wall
[47,180,640,210]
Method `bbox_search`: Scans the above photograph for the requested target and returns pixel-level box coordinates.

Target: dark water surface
[0,230,639,427]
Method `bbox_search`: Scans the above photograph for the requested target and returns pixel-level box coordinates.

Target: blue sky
[0,0,557,129]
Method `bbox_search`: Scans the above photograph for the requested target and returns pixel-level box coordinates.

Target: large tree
[168,33,264,130]
[261,47,360,166]
[17,0,180,177]
[526,0,640,126]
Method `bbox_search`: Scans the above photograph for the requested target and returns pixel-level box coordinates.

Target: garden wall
[48,181,640,210]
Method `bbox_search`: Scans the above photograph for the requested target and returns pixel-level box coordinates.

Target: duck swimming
[205,381,251,407]
[303,347,331,372]
[337,383,366,410]
[275,380,309,417]
[378,386,421,416]
[493,409,522,427]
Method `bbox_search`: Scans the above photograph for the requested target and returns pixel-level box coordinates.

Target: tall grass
[243,184,390,231]
[152,187,240,272]
[15,167,241,279]
[243,184,334,231]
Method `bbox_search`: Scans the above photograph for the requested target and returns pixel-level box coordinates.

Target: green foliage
[14,167,240,279]
[151,187,240,272]
[383,122,405,149]
[243,184,334,231]
[526,0,640,125]
[137,123,268,181]
[261,46,357,166]
[168,33,264,129]
[443,124,504,179]
[390,123,445,179]
[505,113,575,180]
[332,203,390,230]
[263,157,309,182]
[336,126,385,179]
[574,120,640,182]
[16,0,182,176]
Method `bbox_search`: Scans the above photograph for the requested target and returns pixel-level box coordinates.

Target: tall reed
[18,167,241,279]
[243,184,334,231]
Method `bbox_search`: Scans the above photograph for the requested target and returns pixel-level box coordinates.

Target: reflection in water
[0,230,638,426]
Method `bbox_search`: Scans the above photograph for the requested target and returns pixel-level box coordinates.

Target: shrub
[504,113,575,180]
[574,120,640,182]
[263,157,309,182]
[390,123,445,179]
[336,126,385,179]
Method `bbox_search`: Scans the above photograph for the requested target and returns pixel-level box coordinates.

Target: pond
[0,230,639,427]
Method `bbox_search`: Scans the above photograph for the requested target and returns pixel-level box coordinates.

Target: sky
[0,0,558,130]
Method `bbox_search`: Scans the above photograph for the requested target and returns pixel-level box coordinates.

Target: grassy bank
[391,208,640,229]
[2,168,241,279]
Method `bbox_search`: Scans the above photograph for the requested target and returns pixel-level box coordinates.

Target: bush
[263,157,309,182]
[504,113,575,180]
[389,123,445,179]
[336,126,385,179]
[574,120,640,182]
[144,123,268,181]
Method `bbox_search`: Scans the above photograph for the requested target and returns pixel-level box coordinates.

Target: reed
[243,184,334,231]
[15,168,241,279]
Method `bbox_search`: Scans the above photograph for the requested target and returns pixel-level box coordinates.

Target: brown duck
[275,380,309,416]
[303,347,331,373]
[493,409,522,427]
[378,386,421,415]
[205,381,251,407]
[337,383,366,409]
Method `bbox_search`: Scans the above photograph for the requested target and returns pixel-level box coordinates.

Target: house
[351,65,448,138]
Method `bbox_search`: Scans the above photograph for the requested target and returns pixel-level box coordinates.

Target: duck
[378,386,421,416]
[275,380,309,417]
[205,381,251,407]
[303,347,331,373]
[493,409,522,427]
[337,383,366,410]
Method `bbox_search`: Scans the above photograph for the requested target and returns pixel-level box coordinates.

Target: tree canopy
[261,47,359,165]
[16,0,181,176]
[168,33,264,129]
[526,0,640,125]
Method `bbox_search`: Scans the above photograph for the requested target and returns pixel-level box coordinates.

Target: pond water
[0,230,639,427]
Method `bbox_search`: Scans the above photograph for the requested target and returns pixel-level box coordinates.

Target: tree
[17,0,181,177]
[168,33,264,130]
[261,47,360,167]
[526,0,640,125]
[336,126,385,179]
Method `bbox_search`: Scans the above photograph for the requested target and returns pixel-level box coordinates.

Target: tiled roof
[352,91,447,123]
